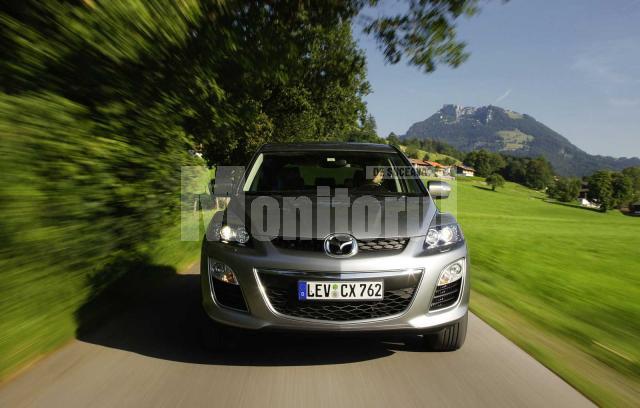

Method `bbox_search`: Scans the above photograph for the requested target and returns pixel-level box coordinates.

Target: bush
[0,1,206,378]
[486,173,506,191]
[0,91,204,379]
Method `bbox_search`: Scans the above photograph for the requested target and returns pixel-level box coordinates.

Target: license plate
[298,281,384,301]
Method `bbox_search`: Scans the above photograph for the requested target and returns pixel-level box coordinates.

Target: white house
[455,164,475,177]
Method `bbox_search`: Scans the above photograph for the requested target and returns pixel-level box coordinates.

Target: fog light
[208,258,239,285]
[437,259,465,286]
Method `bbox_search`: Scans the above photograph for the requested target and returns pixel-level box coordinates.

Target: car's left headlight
[424,223,464,250]
[213,223,250,244]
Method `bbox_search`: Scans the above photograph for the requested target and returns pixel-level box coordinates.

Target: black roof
[259,142,396,153]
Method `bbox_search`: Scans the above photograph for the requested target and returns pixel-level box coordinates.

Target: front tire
[423,313,467,351]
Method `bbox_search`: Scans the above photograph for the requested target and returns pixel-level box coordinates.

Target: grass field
[441,177,640,406]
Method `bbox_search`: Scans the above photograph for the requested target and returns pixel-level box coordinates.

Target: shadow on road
[77,270,426,367]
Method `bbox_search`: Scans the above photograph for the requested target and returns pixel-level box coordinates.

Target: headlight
[424,223,463,250]
[214,223,250,244]
[437,259,465,286]
[208,258,239,285]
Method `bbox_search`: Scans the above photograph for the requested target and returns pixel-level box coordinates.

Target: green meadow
[440,177,640,407]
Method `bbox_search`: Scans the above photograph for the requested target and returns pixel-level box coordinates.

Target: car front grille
[257,270,421,322]
[358,238,408,251]
[271,237,409,253]
[271,237,325,252]
[429,279,462,311]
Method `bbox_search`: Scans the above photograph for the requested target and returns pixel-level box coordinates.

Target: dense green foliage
[622,166,640,194]
[363,0,479,72]
[621,167,640,207]
[346,115,386,143]
[0,0,208,379]
[442,178,640,406]
[387,132,401,146]
[519,156,555,190]
[404,104,640,176]
[463,149,506,177]
[547,177,582,202]
[587,170,637,212]
[463,150,554,190]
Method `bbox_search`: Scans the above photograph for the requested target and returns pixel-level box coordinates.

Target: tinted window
[244,151,424,195]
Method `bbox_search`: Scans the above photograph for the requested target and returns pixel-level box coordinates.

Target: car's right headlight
[424,223,464,250]
[212,223,250,244]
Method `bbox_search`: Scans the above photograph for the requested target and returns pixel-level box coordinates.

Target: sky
[356,0,640,158]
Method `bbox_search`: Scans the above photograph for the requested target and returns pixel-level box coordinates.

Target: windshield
[243,151,424,195]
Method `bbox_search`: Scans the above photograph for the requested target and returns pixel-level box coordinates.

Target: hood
[219,193,436,240]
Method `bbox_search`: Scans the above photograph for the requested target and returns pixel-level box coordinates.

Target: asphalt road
[0,263,593,408]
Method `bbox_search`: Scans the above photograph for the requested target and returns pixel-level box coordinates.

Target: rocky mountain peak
[401,105,640,176]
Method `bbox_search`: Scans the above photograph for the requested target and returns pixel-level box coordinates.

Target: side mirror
[427,181,451,199]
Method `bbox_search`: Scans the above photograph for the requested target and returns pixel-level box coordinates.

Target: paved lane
[0,264,592,407]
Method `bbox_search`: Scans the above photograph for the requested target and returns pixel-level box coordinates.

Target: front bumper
[201,237,469,333]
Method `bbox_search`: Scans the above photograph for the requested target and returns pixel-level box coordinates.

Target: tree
[410,138,465,161]
[486,174,505,191]
[611,173,634,209]
[588,171,614,212]
[387,132,401,147]
[438,156,456,166]
[501,156,528,184]
[346,114,382,143]
[405,145,421,159]
[464,150,505,177]
[621,166,640,201]
[363,0,480,73]
[406,138,421,149]
[548,177,582,202]
[194,10,373,164]
[524,157,554,190]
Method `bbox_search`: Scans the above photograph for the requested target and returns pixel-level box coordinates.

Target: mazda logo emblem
[324,233,358,258]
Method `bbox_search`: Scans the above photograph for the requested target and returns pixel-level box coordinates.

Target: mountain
[402,104,640,176]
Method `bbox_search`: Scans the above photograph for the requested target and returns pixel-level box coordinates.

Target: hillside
[397,145,461,164]
[404,105,640,176]
[433,177,639,406]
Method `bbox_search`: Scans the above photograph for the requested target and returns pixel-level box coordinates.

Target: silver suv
[201,142,469,350]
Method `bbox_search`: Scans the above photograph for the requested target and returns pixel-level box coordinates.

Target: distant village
[409,158,475,179]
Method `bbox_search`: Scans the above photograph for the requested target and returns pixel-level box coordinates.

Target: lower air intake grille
[258,270,421,321]
[429,279,462,311]
[266,288,414,321]
[211,279,248,311]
